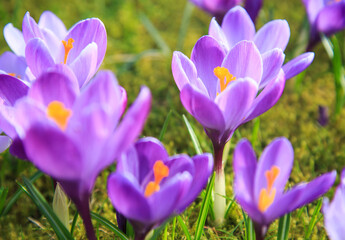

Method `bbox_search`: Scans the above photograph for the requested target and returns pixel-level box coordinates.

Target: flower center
[214,66,236,94]
[258,166,280,212]
[62,38,74,64]
[144,160,169,197]
[47,101,72,130]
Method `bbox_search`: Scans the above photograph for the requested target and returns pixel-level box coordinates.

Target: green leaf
[305,198,323,239]
[194,172,215,240]
[0,187,8,214]
[21,176,74,240]
[1,171,43,217]
[70,211,79,235]
[182,114,202,154]
[277,213,291,240]
[159,110,173,141]
[176,216,191,240]
[90,212,128,240]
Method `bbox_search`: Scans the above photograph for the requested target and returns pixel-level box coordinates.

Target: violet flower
[189,0,262,23]
[0,67,151,240]
[4,11,107,87]
[209,6,315,81]
[302,0,345,50]
[107,137,213,240]
[323,168,345,240]
[233,138,336,240]
[172,39,285,172]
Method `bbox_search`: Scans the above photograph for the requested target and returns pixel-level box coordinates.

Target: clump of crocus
[302,0,345,50]
[323,168,345,240]
[107,137,213,240]
[0,67,151,240]
[189,0,262,23]
[233,137,336,240]
[208,6,315,81]
[4,11,107,86]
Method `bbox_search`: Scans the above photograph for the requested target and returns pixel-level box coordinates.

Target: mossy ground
[0,0,344,239]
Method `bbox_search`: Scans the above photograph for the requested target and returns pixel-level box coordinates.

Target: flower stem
[253,222,267,240]
[75,198,96,240]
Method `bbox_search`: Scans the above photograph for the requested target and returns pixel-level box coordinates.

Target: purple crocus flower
[107,137,213,240]
[323,168,345,240]
[172,39,285,172]
[302,0,345,50]
[189,0,262,23]
[0,67,151,240]
[209,6,315,81]
[4,11,107,87]
[234,138,336,240]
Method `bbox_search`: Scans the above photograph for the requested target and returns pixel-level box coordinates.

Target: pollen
[47,101,72,130]
[144,160,169,197]
[258,165,280,212]
[62,38,74,64]
[214,66,236,94]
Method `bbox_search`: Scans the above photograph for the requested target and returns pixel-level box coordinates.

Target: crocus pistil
[258,165,280,212]
[62,38,74,64]
[214,66,236,94]
[47,101,72,130]
[144,160,169,197]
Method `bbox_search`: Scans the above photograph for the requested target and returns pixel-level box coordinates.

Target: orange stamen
[144,160,169,197]
[214,66,236,94]
[47,101,72,130]
[257,166,280,212]
[62,38,74,64]
[8,73,16,77]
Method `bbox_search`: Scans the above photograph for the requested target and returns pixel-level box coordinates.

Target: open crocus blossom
[302,0,345,50]
[4,11,106,87]
[323,168,345,240]
[107,137,213,240]
[189,0,262,23]
[209,6,315,81]
[172,39,285,172]
[0,67,151,240]
[234,138,336,240]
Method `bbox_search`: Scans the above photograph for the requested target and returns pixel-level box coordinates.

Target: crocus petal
[23,123,82,180]
[0,74,29,106]
[25,38,55,77]
[109,87,151,160]
[221,6,255,49]
[303,0,325,24]
[38,11,67,40]
[0,52,27,78]
[282,52,314,80]
[28,66,79,108]
[180,84,225,131]
[9,137,28,160]
[254,137,294,202]
[236,195,265,224]
[233,139,257,203]
[260,48,285,89]
[22,12,43,43]
[177,153,213,212]
[63,18,107,69]
[40,28,62,60]
[244,0,263,22]
[3,23,26,57]
[245,69,285,122]
[316,3,345,36]
[208,17,229,51]
[108,173,151,222]
[172,51,207,94]
[69,42,98,87]
[222,41,263,85]
[215,78,258,130]
[191,36,226,99]
[254,20,290,53]
[0,135,11,153]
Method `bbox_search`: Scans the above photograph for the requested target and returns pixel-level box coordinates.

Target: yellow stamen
[62,38,74,64]
[47,101,72,130]
[8,73,16,77]
[214,66,236,94]
[257,166,280,212]
[144,160,169,197]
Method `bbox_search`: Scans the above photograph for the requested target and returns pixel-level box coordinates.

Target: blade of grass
[1,170,43,217]
[176,2,194,50]
[0,187,8,214]
[90,212,128,240]
[159,110,173,141]
[305,199,323,239]
[224,196,235,219]
[70,211,79,235]
[176,215,191,240]
[277,213,291,240]
[21,177,74,240]
[194,172,215,240]
[182,114,202,154]
[251,118,260,150]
